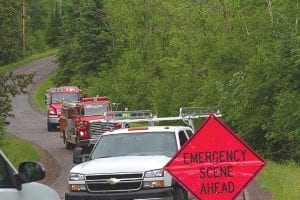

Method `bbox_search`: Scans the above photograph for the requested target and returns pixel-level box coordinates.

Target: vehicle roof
[103,126,192,136]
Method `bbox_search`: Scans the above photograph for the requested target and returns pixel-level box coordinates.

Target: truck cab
[66,126,193,200]
[45,86,81,131]
[59,97,121,150]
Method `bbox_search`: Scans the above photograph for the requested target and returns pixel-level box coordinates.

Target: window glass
[81,103,109,116]
[91,132,177,159]
[51,92,79,103]
[186,130,193,138]
[178,131,188,147]
[0,155,13,188]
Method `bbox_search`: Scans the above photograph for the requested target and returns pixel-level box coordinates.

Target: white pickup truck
[65,107,220,200]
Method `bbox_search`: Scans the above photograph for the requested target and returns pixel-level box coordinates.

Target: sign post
[164,114,267,200]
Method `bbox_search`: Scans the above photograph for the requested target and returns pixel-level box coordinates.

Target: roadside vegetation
[31,73,55,114]
[0,134,39,168]
[258,161,300,200]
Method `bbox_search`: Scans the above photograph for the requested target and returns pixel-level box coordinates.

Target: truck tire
[173,185,188,200]
[64,130,73,149]
[47,121,52,131]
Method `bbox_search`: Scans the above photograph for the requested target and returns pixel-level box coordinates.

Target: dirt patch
[35,144,61,187]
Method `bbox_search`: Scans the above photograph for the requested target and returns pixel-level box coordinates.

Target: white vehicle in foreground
[0,150,60,200]
[65,107,220,200]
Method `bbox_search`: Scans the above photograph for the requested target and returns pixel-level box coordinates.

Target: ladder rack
[104,107,221,131]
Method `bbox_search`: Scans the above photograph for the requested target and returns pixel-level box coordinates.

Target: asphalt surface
[6,56,272,200]
[7,56,74,199]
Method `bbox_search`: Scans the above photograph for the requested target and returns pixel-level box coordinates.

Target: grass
[257,160,300,200]
[0,49,57,72]
[0,134,40,168]
[31,73,56,114]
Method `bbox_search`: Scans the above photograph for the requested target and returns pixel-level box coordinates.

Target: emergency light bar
[82,96,108,102]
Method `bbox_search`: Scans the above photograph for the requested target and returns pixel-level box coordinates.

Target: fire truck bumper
[48,116,60,124]
[79,139,98,146]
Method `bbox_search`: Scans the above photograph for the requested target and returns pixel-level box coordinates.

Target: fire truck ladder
[104,106,221,131]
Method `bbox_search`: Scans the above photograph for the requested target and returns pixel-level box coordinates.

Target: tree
[0,0,22,65]
[54,0,112,86]
[0,72,35,144]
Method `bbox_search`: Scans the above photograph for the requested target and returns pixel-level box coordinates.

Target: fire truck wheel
[47,122,52,131]
[65,141,73,149]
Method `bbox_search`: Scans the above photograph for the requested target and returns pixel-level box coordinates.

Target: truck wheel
[173,185,188,200]
[47,122,52,131]
[66,141,73,149]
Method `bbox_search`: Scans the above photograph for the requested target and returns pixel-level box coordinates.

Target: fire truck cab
[59,97,120,150]
[45,86,81,131]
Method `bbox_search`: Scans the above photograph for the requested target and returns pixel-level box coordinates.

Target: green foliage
[46,2,62,47]
[53,0,112,86]
[0,0,22,65]
[54,0,300,162]
[31,73,55,114]
[0,135,39,168]
[0,72,35,136]
[0,0,57,65]
[258,161,300,200]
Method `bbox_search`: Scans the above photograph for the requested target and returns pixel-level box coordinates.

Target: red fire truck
[59,96,121,149]
[45,86,81,131]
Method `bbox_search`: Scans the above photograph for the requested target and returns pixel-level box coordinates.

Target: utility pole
[22,0,26,52]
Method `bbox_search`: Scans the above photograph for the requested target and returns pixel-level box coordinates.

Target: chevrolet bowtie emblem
[106,178,120,185]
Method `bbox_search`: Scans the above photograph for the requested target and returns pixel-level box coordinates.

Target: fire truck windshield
[51,92,79,103]
[81,103,109,116]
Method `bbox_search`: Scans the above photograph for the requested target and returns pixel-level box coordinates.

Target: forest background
[0,0,299,164]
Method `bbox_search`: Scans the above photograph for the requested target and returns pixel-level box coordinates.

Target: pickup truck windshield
[91,132,177,159]
[51,92,79,103]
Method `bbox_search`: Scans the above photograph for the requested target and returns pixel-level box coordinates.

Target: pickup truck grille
[89,122,116,138]
[86,173,143,192]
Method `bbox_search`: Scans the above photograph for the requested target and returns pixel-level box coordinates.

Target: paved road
[6,56,271,200]
[7,56,74,199]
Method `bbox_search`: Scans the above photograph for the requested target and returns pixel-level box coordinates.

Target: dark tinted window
[178,131,188,147]
[186,130,193,138]
[0,155,13,188]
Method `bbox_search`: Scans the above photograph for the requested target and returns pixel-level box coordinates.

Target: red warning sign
[164,114,267,200]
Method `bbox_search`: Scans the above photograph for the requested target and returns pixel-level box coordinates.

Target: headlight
[144,169,163,178]
[69,173,85,181]
[69,173,86,192]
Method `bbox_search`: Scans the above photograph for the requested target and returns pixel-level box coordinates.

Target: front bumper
[48,116,60,125]
[79,139,98,146]
[65,187,173,200]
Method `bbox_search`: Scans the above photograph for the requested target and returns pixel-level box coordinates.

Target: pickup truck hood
[71,155,171,174]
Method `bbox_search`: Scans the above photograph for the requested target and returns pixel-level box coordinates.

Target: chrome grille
[86,173,143,192]
[89,122,116,138]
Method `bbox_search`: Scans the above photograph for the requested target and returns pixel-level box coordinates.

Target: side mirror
[18,162,46,183]
[73,147,83,164]
[73,148,90,164]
